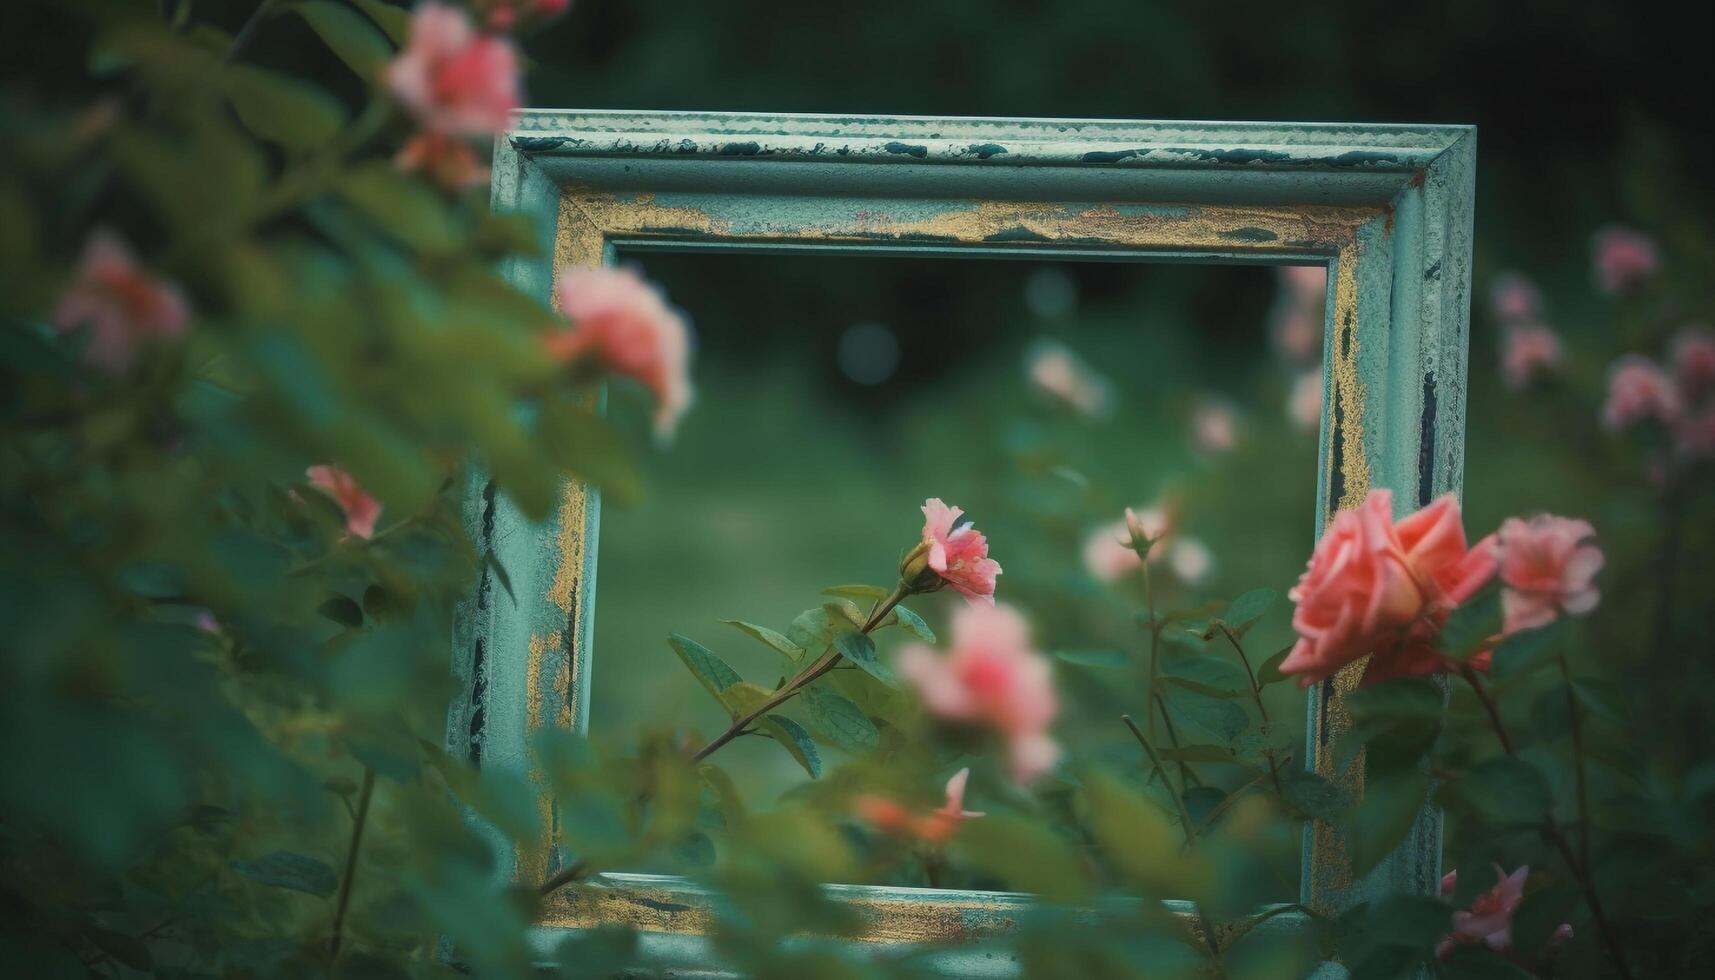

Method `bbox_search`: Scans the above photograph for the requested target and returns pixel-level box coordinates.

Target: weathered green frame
[448,110,1476,975]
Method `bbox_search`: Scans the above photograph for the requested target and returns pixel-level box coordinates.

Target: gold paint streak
[1329,244,1370,509]
[545,476,590,617]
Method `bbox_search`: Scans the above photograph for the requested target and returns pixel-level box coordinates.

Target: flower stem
[691,585,905,765]
[1217,624,1284,798]
[1558,656,1593,880]
[1123,713,1197,842]
[328,766,376,963]
[1457,666,1632,980]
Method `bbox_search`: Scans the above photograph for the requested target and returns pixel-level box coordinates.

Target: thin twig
[225,0,284,63]
[1559,656,1593,881]
[1217,624,1285,798]
[1122,714,1197,841]
[328,767,376,963]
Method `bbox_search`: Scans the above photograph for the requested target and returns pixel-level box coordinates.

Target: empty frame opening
[588,250,1323,894]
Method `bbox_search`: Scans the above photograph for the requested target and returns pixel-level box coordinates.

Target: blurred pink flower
[1025,341,1114,418]
[480,0,570,30]
[1270,265,1326,364]
[1500,322,1564,390]
[1190,399,1240,455]
[1288,370,1323,432]
[1082,521,1141,582]
[1591,226,1660,296]
[1125,504,1172,546]
[396,131,489,190]
[1281,490,1496,686]
[1488,272,1543,324]
[1602,355,1680,431]
[387,3,521,136]
[919,498,1002,605]
[1166,537,1214,587]
[899,603,1059,783]
[306,465,383,540]
[1495,515,1602,634]
[1671,326,1715,402]
[854,768,985,844]
[1437,866,1570,960]
[52,229,189,373]
[547,266,693,439]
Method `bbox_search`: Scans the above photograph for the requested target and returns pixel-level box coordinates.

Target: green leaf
[1055,649,1131,669]
[953,814,1090,904]
[295,1,394,79]
[799,684,879,752]
[317,594,364,628]
[1222,587,1278,635]
[786,605,840,653]
[1161,653,1251,699]
[352,0,410,45]
[1163,686,1249,743]
[834,630,895,687]
[1255,644,1294,686]
[1490,621,1565,680]
[232,850,338,898]
[336,162,461,252]
[758,714,821,778]
[553,924,639,978]
[1280,768,1349,822]
[1510,880,1578,957]
[532,399,643,507]
[667,634,743,705]
[1438,944,1538,979]
[892,604,935,642]
[822,584,890,603]
[1437,590,1501,659]
[484,551,517,603]
[1348,768,1430,877]
[88,928,152,971]
[221,66,345,149]
[1342,677,1444,771]
[723,620,804,664]
[1082,770,1211,899]
[1438,756,1550,827]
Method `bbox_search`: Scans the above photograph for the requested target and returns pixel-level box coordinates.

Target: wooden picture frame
[446,110,1477,975]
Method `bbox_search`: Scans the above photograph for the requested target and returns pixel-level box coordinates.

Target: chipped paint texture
[453,111,1477,971]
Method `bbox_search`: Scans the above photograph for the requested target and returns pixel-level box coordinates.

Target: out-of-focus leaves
[554,924,640,979]
[232,850,338,898]
[1255,644,1294,686]
[1161,653,1251,699]
[352,0,411,45]
[1056,649,1131,669]
[1335,894,1448,979]
[1163,685,1249,743]
[1279,768,1349,822]
[222,66,346,150]
[1081,769,1212,900]
[1438,756,1551,828]
[318,594,364,627]
[1343,677,1443,772]
[1347,768,1430,878]
[1437,591,1501,660]
[822,584,889,603]
[336,162,461,252]
[953,813,1090,904]
[295,1,394,80]
[1490,621,1565,680]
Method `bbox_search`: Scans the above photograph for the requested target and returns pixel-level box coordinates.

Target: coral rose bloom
[1495,515,1602,634]
[1488,272,1542,324]
[1281,490,1496,686]
[855,768,984,844]
[1437,866,1571,960]
[899,604,1058,783]
[920,498,1002,605]
[548,266,694,439]
[53,230,189,374]
[306,465,383,540]
[1500,322,1563,390]
[387,3,521,136]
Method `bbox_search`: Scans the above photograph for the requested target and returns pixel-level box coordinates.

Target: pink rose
[1500,322,1564,390]
[1488,272,1543,324]
[1288,370,1323,432]
[1591,226,1660,296]
[1602,355,1680,431]
[1190,399,1240,455]
[306,465,383,540]
[1495,515,1602,634]
[52,229,189,374]
[1280,490,1496,686]
[546,266,693,439]
[899,603,1059,783]
[1671,326,1715,402]
[856,768,985,844]
[387,3,521,136]
[395,131,489,191]
[1025,341,1114,418]
[918,498,1002,605]
[1165,536,1213,587]
[1437,866,1570,960]
[1082,520,1141,582]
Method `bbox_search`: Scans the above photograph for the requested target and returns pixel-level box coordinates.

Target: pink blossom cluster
[1438,866,1572,962]
[1602,328,1715,465]
[1487,271,1564,391]
[1082,501,1213,588]
[546,266,695,440]
[52,230,189,374]
[1024,340,1114,419]
[386,3,527,190]
[853,768,984,844]
[1280,489,1602,686]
